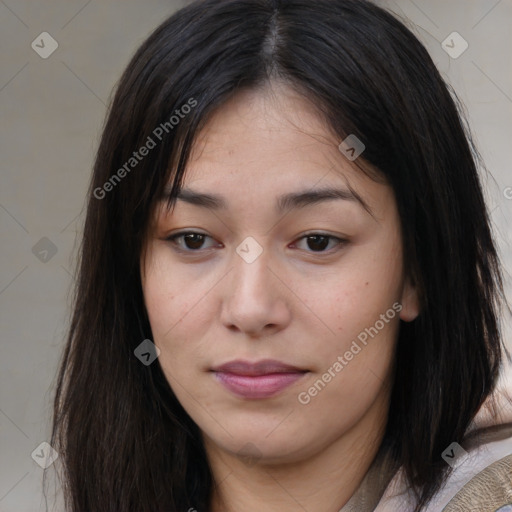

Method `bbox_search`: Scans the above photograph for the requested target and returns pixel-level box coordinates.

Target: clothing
[341,379,512,512]
[375,431,512,512]
[442,452,512,511]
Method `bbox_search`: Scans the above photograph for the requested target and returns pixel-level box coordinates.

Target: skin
[140,82,420,511]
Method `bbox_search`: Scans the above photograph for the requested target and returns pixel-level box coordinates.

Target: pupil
[307,235,329,251]
[185,234,204,249]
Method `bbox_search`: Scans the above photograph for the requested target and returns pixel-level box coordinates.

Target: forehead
[187,84,341,180]
[163,84,394,223]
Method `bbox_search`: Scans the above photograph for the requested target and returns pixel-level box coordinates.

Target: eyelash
[165,231,347,256]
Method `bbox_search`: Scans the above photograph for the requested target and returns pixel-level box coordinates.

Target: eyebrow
[164,185,373,216]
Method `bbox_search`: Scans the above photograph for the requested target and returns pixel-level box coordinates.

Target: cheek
[142,253,192,356]
[143,247,201,334]
[312,256,401,332]
[144,281,177,339]
[293,241,403,365]
[336,232,403,312]
[143,277,200,397]
[142,248,220,377]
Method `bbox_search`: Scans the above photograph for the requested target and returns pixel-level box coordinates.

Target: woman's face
[141,84,419,466]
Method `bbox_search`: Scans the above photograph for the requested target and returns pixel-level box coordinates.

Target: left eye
[293,234,346,253]
[166,231,345,254]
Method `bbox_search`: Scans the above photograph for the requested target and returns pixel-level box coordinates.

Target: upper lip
[212,359,306,376]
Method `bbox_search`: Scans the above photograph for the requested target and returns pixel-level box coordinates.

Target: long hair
[47,0,508,510]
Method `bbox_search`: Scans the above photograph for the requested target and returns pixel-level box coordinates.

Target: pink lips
[212,359,307,399]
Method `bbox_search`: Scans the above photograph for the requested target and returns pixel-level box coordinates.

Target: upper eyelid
[167,231,218,247]
[165,230,344,241]
[166,230,346,251]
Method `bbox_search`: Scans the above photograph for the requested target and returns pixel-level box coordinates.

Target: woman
[47,0,512,510]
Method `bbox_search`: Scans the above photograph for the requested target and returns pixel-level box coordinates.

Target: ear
[399,276,420,322]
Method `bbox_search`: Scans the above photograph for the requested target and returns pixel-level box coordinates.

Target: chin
[204,419,315,463]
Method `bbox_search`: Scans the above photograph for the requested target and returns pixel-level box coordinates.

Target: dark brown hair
[47,0,509,510]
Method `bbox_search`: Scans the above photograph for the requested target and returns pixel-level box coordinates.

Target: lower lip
[214,372,306,399]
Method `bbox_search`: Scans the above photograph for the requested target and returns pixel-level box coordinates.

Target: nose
[219,245,292,338]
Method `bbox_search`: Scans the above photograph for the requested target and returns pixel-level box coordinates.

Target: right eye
[165,231,221,253]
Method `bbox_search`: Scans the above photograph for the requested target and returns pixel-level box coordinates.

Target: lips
[211,359,308,399]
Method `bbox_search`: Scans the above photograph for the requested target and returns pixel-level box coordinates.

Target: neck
[206,393,390,512]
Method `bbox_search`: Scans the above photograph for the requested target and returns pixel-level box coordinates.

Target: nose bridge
[220,238,289,334]
[231,239,273,302]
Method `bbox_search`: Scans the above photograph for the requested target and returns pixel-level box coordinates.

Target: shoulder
[374,374,512,512]
[440,377,512,510]
[375,429,512,512]
[442,450,512,511]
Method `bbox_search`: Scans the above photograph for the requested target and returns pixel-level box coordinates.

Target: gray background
[1,1,511,511]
